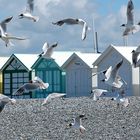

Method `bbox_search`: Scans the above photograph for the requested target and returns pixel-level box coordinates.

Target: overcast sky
[0,0,140,56]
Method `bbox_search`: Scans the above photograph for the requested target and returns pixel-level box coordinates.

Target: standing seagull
[38,42,58,59]
[19,0,39,22]
[90,89,108,101]
[121,0,140,36]
[68,115,86,133]
[132,45,140,67]
[0,16,27,47]
[0,94,16,113]
[52,18,90,40]
[13,77,49,96]
[42,93,66,105]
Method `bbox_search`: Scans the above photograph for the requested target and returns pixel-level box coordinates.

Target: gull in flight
[121,0,140,36]
[111,88,129,107]
[0,94,16,113]
[67,114,86,133]
[93,59,125,89]
[90,89,108,101]
[42,93,66,105]
[13,76,49,96]
[0,16,27,47]
[131,45,140,67]
[19,0,39,22]
[39,42,58,59]
[52,18,90,40]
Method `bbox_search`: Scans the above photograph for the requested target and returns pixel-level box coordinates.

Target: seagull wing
[93,89,107,101]
[13,85,26,95]
[42,42,49,52]
[26,0,34,13]
[6,35,27,40]
[82,23,88,40]
[0,16,13,33]
[111,59,123,80]
[42,93,65,105]
[127,0,134,25]
[52,18,78,26]
[91,69,108,77]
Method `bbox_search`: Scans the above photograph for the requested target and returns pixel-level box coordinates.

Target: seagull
[90,89,108,101]
[111,89,129,107]
[68,114,86,133]
[0,94,16,113]
[101,59,124,88]
[131,46,140,67]
[19,0,39,22]
[38,42,58,59]
[121,0,140,36]
[13,77,49,96]
[52,18,90,40]
[0,16,27,47]
[42,93,66,105]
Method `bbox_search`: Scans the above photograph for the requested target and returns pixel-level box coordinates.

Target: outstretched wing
[26,0,34,13]
[0,16,13,33]
[111,59,123,80]
[42,42,49,52]
[127,0,134,25]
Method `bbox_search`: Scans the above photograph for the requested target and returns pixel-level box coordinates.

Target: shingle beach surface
[0,97,140,140]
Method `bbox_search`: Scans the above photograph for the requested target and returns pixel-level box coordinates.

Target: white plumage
[19,0,39,22]
[121,0,140,36]
[42,93,66,105]
[39,42,58,59]
[0,16,26,47]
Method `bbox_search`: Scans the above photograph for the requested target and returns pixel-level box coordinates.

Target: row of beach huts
[0,44,140,98]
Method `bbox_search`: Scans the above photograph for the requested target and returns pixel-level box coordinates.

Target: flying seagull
[90,89,108,101]
[0,94,16,113]
[42,93,66,105]
[13,77,49,96]
[52,18,90,40]
[111,89,129,107]
[121,0,140,36]
[101,59,124,88]
[131,46,140,67]
[67,114,86,133]
[92,59,124,89]
[38,42,58,59]
[19,0,39,22]
[0,16,27,47]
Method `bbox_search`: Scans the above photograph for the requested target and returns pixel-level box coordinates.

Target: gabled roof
[32,51,74,69]
[62,52,100,68]
[51,51,74,67]
[93,44,137,66]
[1,54,38,71]
[14,54,38,70]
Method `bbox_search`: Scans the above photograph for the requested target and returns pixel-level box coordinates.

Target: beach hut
[62,52,100,97]
[31,51,73,98]
[93,44,137,96]
[1,54,38,98]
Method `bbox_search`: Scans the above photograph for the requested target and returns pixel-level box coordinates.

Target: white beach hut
[62,52,100,97]
[93,44,138,96]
